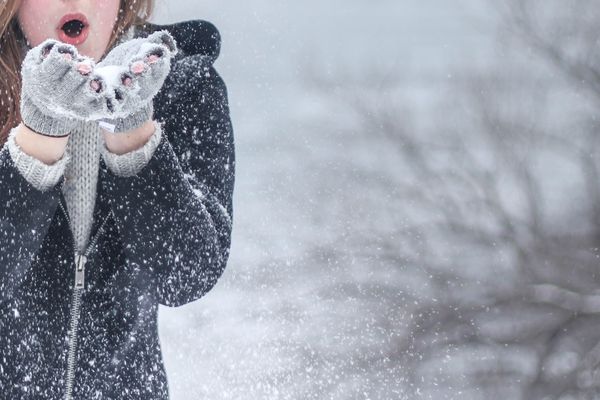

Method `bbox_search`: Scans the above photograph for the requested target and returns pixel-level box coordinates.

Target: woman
[0,0,235,398]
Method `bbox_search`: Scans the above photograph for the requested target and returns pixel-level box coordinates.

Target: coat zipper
[58,197,112,400]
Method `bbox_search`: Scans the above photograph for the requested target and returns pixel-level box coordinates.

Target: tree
[305,1,600,398]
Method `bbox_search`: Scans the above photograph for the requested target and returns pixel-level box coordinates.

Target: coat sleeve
[99,54,235,308]
[5,126,71,192]
[0,131,66,304]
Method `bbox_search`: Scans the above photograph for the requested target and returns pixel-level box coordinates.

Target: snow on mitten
[20,40,111,136]
[94,30,178,133]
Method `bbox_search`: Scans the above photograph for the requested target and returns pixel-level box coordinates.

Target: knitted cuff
[5,126,71,192]
[98,103,154,134]
[20,94,77,137]
[100,121,163,177]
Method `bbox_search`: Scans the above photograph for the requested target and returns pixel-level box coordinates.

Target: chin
[75,43,103,61]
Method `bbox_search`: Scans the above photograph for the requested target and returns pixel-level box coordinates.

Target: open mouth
[62,19,86,38]
[57,13,89,45]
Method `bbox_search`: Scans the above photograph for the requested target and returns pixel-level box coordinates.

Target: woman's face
[17,0,120,60]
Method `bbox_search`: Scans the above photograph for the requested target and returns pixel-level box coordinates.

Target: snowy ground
[151,1,498,399]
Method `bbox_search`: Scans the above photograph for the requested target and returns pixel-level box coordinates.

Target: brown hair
[0,0,154,145]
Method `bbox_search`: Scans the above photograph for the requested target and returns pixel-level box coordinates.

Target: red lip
[56,13,89,46]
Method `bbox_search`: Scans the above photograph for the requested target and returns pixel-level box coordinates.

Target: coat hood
[134,19,222,65]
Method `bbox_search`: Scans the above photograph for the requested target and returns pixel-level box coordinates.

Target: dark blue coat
[0,19,235,399]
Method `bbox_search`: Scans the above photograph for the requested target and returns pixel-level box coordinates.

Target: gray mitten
[20,40,111,136]
[94,30,178,133]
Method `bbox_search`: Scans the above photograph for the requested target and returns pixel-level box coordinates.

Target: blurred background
[152,1,600,399]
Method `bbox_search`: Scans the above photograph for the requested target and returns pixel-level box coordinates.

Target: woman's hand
[19,31,178,139]
[95,30,178,134]
[19,40,110,136]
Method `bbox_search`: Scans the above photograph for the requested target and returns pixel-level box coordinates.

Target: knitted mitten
[94,30,178,133]
[20,40,109,136]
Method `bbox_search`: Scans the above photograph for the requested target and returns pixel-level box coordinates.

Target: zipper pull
[75,253,87,289]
